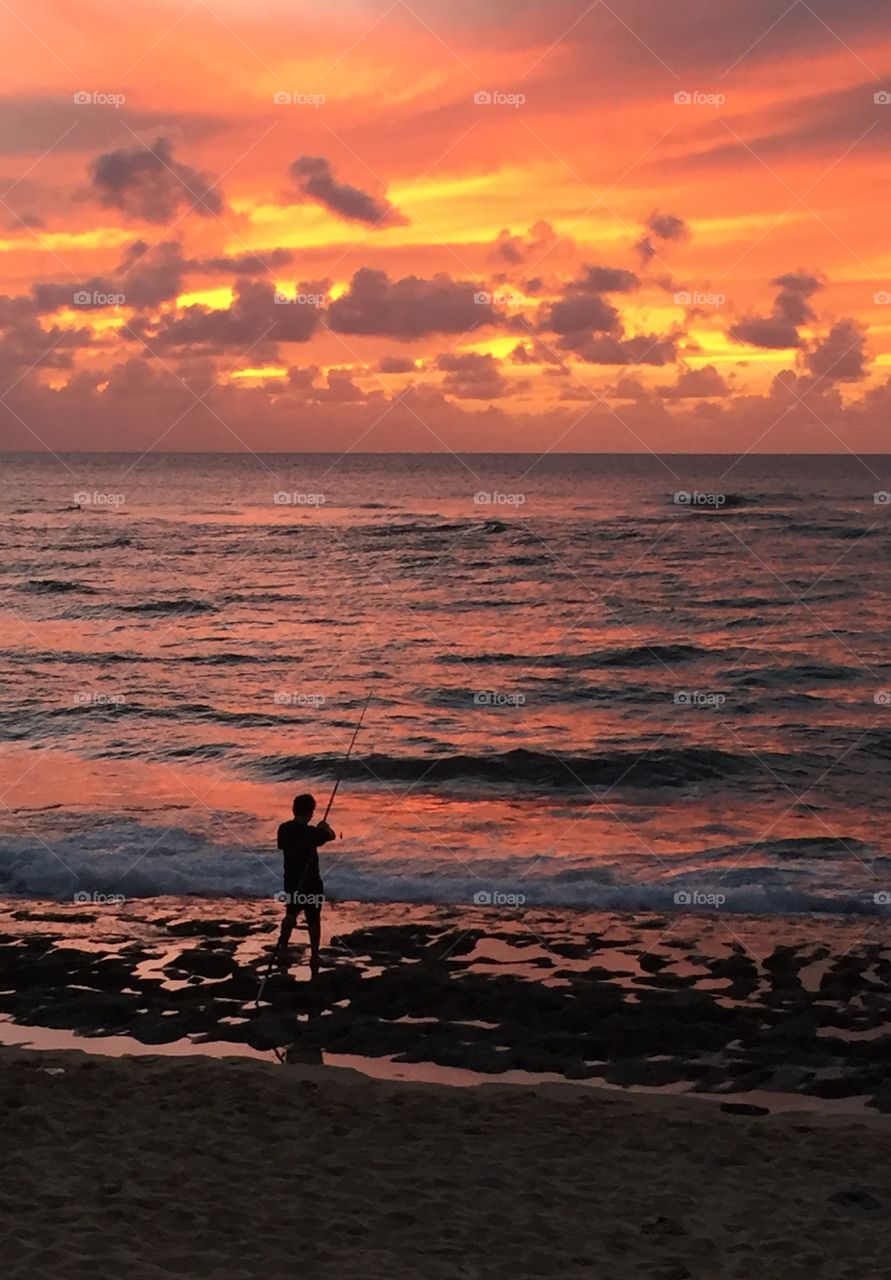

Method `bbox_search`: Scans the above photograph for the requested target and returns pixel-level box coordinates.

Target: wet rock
[601,1058,689,1088]
[828,1187,883,1212]
[803,1074,875,1099]
[867,1084,891,1114]
[165,948,236,979]
[640,1215,687,1237]
[720,1103,769,1116]
[246,1012,299,1051]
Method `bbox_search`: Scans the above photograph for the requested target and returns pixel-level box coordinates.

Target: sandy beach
[3,1045,889,1280]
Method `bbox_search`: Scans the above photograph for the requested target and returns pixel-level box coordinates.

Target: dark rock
[828,1187,883,1212]
[165,948,236,979]
[640,1215,687,1237]
[720,1102,769,1116]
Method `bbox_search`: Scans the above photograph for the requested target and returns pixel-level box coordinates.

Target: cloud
[116,240,188,307]
[89,137,224,224]
[544,292,620,336]
[565,332,678,365]
[437,351,514,399]
[140,278,321,350]
[286,366,379,403]
[658,365,728,399]
[539,263,639,338]
[288,156,406,226]
[378,355,418,373]
[804,319,869,383]
[196,249,295,276]
[729,270,823,349]
[636,212,689,263]
[327,268,498,339]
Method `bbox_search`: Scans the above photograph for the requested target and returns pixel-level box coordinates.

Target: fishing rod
[322,688,372,823]
[255,690,372,1006]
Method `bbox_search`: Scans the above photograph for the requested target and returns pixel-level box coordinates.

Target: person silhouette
[275,792,336,980]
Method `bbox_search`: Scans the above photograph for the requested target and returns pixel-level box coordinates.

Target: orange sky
[1,0,891,452]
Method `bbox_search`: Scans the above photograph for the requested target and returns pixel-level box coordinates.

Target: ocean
[1,451,890,916]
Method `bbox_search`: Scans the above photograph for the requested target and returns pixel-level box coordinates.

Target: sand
[2,1047,890,1280]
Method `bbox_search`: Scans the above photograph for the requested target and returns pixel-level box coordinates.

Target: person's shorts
[282,883,324,919]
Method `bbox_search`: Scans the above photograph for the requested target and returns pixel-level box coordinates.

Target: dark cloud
[646,213,687,242]
[437,351,513,399]
[728,317,804,349]
[575,266,640,293]
[773,271,822,324]
[116,240,187,307]
[327,268,498,340]
[544,292,620,336]
[658,365,728,399]
[0,319,92,378]
[89,137,223,224]
[539,263,638,337]
[680,82,891,175]
[378,355,417,373]
[491,220,566,265]
[729,271,823,349]
[564,332,678,366]
[509,339,566,367]
[140,278,321,350]
[804,319,869,383]
[196,249,295,276]
[0,294,37,325]
[288,156,406,227]
[636,212,689,263]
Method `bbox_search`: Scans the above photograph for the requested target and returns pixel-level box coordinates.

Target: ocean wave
[252,745,756,789]
[23,579,94,595]
[0,821,886,916]
[436,643,710,669]
[118,599,219,616]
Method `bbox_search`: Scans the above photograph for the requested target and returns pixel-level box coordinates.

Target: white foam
[0,820,886,917]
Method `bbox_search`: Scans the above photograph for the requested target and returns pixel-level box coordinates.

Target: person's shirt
[277,819,333,890]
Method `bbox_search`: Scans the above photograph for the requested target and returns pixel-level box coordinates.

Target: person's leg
[276,906,299,972]
[306,906,322,979]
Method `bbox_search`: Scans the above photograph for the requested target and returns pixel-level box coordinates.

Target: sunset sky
[1,0,891,453]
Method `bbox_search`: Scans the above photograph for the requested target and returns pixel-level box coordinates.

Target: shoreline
[4,1044,890,1280]
[1,894,889,1116]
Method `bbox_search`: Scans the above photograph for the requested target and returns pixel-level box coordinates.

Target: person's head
[292,792,316,821]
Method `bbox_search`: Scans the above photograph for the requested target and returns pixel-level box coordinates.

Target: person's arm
[313,820,337,845]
